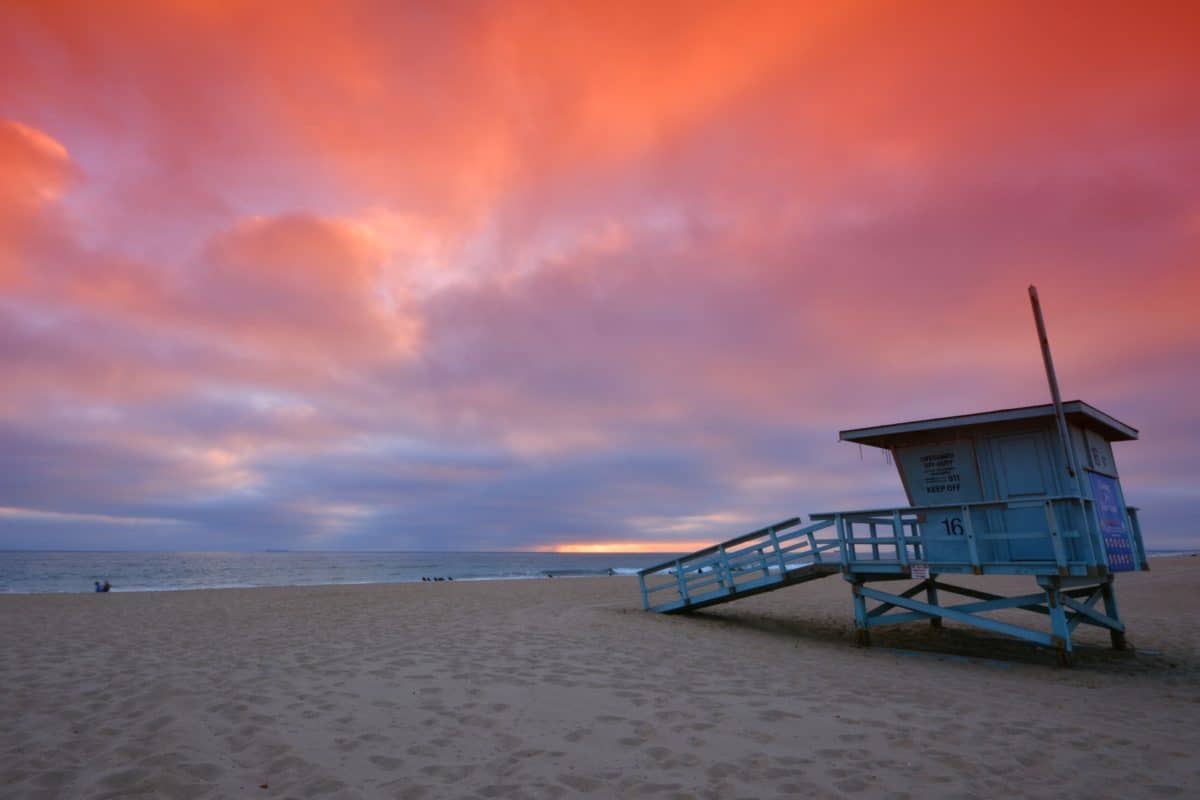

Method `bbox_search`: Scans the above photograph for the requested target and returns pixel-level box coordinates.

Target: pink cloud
[190,213,418,357]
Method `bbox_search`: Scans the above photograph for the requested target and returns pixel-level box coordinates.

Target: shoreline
[0,571,637,596]
[2,550,1196,596]
[0,550,666,596]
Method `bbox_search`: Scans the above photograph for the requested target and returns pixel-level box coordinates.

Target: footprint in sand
[406,743,439,758]
[141,714,173,733]
[558,773,605,792]
[418,763,474,782]
[834,776,873,792]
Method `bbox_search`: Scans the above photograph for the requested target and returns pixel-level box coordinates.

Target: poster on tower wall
[896,440,982,506]
[895,441,982,564]
[1088,471,1136,572]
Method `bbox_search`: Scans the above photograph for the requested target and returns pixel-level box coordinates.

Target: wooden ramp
[637,517,842,613]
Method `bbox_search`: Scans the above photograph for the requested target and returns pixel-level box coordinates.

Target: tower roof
[839,400,1138,449]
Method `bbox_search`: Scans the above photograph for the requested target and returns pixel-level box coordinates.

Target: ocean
[0,550,681,594]
[3,549,1194,595]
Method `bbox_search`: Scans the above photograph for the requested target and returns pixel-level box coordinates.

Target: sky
[1,1,1197,552]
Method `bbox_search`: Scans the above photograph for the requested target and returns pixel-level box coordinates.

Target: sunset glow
[539,542,715,556]
[1,1,1197,551]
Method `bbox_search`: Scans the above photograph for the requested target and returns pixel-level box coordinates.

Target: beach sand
[3,559,1198,799]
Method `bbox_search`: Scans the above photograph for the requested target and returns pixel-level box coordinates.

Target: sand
[2,559,1198,799]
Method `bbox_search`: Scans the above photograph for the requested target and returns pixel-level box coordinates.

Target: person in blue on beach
[94,581,103,592]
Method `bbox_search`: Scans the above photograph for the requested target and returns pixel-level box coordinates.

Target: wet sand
[2,558,1198,798]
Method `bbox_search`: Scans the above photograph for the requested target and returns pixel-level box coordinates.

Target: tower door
[988,432,1056,561]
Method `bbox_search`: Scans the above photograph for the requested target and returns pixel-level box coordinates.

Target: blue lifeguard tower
[637,290,1148,664]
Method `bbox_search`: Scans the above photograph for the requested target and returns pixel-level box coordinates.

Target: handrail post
[807,529,820,563]
[674,559,689,604]
[892,510,908,566]
[836,514,852,567]
[771,528,788,573]
[757,542,769,578]
[962,505,981,574]
[639,573,649,610]
[718,544,734,593]
[1044,500,1068,576]
[869,522,880,561]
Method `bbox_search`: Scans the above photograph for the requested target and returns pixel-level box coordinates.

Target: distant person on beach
[94,581,103,592]
[102,580,111,592]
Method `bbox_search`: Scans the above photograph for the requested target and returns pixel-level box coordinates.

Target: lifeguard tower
[636,289,1148,664]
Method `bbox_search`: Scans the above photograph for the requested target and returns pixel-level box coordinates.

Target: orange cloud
[0,120,75,285]
[0,120,72,206]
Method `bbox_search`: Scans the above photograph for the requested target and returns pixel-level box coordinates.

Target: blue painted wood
[636,518,803,577]
[1061,591,1123,632]
[674,559,689,606]
[839,401,1137,446]
[861,586,1116,634]
[637,517,840,613]
[990,432,1058,561]
[851,580,869,645]
[857,584,1057,647]
[770,529,788,573]
[718,545,734,594]
[1100,578,1127,649]
[865,581,930,617]
[924,578,942,628]
[1078,497,1102,567]
[1044,582,1073,659]
[892,510,908,566]
[1043,500,1068,573]
[872,592,1052,626]
[961,505,981,572]
[836,514,851,566]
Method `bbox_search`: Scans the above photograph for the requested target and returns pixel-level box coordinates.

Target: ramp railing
[637,517,839,611]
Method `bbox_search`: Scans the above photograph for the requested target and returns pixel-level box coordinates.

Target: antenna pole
[1029,285,1082,490]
